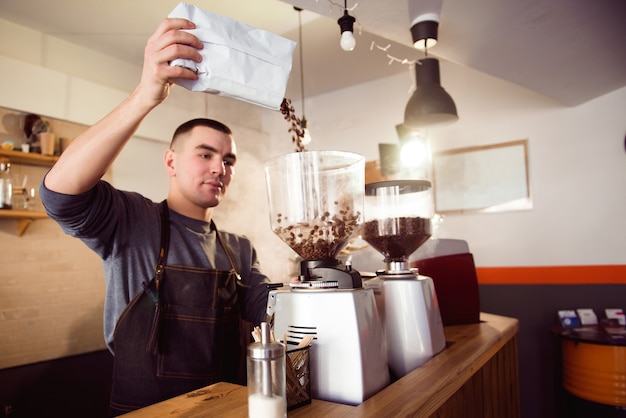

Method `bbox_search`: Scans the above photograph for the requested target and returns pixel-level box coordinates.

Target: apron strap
[143,200,171,354]
[155,200,170,290]
[140,200,169,306]
[212,220,242,283]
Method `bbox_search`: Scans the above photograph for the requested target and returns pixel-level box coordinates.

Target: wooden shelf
[0,149,58,167]
[0,149,56,236]
[0,209,48,236]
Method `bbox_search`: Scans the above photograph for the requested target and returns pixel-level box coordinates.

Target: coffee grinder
[264,151,390,405]
[362,180,446,379]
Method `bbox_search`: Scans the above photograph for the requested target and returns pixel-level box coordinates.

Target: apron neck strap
[213,220,242,282]
[158,201,241,282]
[155,200,171,289]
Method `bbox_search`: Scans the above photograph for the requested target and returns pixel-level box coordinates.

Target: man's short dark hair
[170,118,232,148]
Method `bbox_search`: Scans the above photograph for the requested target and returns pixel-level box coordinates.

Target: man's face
[165,125,237,210]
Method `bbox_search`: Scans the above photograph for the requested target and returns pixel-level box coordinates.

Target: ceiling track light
[408,0,442,50]
[337,0,356,51]
[411,16,439,50]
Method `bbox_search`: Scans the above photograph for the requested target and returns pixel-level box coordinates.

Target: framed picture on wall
[432,139,532,214]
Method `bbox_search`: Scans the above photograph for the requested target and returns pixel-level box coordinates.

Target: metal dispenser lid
[247,322,284,360]
[365,179,431,195]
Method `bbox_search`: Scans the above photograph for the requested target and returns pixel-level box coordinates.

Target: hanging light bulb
[295,7,312,144]
[396,124,431,180]
[337,1,356,51]
[339,17,356,51]
[400,136,428,168]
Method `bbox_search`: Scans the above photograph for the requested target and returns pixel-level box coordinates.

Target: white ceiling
[1,0,625,107]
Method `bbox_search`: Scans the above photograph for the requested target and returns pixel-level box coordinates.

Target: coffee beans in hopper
[363,217,431,261]
[273,203,361,260]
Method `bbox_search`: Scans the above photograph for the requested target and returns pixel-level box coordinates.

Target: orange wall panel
[477,265,626,285]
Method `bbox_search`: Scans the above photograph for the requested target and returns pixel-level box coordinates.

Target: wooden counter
[122,313,520,418]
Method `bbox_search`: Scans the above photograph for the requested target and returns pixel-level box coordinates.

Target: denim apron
[109,201,243,416]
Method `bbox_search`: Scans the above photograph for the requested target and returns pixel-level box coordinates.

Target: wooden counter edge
[121,313,519,418]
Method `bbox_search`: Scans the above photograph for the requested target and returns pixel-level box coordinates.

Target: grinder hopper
[264,150,365,288]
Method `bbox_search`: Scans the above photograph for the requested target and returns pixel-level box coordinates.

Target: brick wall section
[0,214,107,369]
[0,107,107,369]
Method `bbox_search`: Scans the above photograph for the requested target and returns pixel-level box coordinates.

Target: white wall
[263,57,626,269]
[1,17,625,279]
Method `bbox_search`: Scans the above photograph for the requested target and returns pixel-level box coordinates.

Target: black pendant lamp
[404,57,458,129]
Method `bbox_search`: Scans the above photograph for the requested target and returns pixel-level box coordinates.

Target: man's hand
[44,18,205,195]
[136,18,204,108]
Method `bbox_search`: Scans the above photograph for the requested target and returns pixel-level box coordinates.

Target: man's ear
[164,148,176,176]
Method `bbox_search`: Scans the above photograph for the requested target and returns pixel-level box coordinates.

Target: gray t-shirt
[40,179,270,352]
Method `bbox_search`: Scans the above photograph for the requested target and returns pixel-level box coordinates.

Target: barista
[39,18,270,415]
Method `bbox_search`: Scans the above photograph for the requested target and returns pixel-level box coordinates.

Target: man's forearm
[44,90,157,195]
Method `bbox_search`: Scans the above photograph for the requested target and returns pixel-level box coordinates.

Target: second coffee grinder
[362,179,446,378]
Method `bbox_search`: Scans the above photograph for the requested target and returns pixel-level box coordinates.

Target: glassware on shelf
[12,185,37,210]
[9,173,37,210]
[0,158,13,210]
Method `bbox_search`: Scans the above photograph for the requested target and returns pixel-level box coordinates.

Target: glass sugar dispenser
[247,322,286,418]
